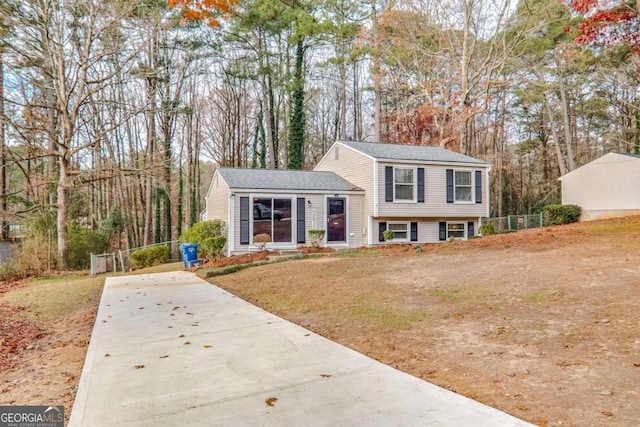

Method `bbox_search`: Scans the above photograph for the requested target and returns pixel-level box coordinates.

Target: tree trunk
[162,113,172,243]
[143,33,158,246]
[371,0,382,142]
[177,167,183,238]
[543,92,568,176]
[56,153,70,270]
[353,61,363,140]
[0,49,6,240]
[559,76,576,171]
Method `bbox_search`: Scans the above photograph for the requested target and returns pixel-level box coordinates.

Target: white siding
[377,162,488,218]
[229,192,365,254]
[305,195,326,232]
[347,193,366,248]
[560,153,640,220]
[205,172,229,221]
[302,194,366,248]
[373,218,478,245]
[315,144,376,218]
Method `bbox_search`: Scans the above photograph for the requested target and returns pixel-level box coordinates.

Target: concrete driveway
[69,271,533,426]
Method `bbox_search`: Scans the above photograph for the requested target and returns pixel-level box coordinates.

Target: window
[388,223,409,241]
[447,223,465,239]
[454,171,472,202]
[394,167,414,201]
[252,197,292,243]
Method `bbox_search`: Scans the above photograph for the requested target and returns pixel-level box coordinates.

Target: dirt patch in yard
[211,217,640,427]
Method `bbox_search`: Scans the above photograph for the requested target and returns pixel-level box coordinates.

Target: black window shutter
[475,170,482,203]
[446,169,454,203]
[439,221,447,241]
[240,197,250,245]
[417,168,425,203]
[297,198,306,244]
[410,222,418,241]
[379,222,387,242]
[467,221,475,238]
[385,166,393,202]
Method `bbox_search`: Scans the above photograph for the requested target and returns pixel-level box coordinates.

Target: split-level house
[204,140,491,256]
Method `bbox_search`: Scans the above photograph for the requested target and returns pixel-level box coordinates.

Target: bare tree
[2,0,137,268]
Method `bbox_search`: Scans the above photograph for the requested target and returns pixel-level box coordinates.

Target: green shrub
[130,245,169,268]
[69,226,109,270]
[543,204,581,226]
[199,263,256,278]
[200,236,227,259]
[478,223,496,236]
[179,220,225,245]
[307,229,325,247]
[383,229,395,242]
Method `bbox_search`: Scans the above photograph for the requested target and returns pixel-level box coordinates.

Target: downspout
[372,159,379,246]
[227,192,235,257]
[373,159,379,217]
[361,192,366,247]
[485,166,492,218]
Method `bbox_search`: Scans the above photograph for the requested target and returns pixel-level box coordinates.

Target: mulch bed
[199,246,337,270]
[201,251,271,269]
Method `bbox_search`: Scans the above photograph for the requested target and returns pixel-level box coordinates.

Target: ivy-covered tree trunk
[288,38,306,170]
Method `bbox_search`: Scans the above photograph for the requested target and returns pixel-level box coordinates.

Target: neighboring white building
[559,152,640,221]
[204,140,491,255]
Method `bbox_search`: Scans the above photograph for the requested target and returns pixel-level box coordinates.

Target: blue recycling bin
[180,243,199,269]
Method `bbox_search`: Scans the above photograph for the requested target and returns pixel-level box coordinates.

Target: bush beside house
[543,204,582,226]
[179,220,226,259]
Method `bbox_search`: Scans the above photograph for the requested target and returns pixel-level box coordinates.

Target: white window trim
[453,169,474,204]
[249,194,295,248]
[393,166,417,203]
[446,221,467,240]
[387,221,410,242]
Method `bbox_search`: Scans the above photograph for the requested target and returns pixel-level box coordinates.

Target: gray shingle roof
[217,167,361,191]
[616,152,640,159]
[338,140,489,165]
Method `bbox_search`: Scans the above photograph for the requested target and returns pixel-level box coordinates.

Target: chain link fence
[480,213,543,233]
[117,240,180,273]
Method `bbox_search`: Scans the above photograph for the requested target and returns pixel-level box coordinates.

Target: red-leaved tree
[569,0,640,49]
[168,0,237,27]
